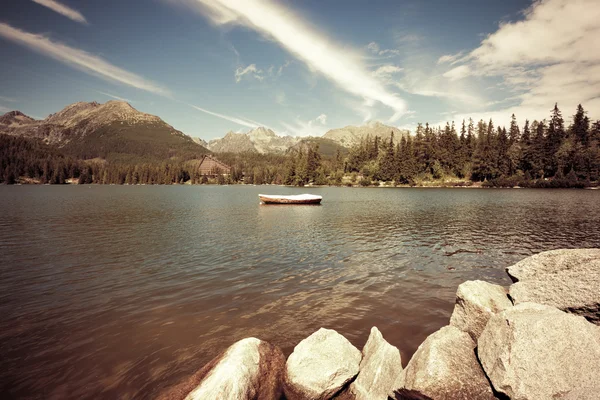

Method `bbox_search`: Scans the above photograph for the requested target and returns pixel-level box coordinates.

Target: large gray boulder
[479,302,600,400]
[392,325,495,400]
[450,280,512,341]
[284,328,361,400]
[158,337,285,400]
[507,248,600,324]
[345,327,402,400]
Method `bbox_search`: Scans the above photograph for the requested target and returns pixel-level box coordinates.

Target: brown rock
[346,327,402,400]
[478,302,600,400]
[507,248,600,324]
[392,325,495,400]
[157,337,285,400]
[284,328,361,400]
[450,280,512,341]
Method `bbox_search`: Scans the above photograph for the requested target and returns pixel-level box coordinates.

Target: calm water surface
[1,186,599,399]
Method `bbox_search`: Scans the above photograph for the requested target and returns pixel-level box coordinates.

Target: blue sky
[0,0,598,139]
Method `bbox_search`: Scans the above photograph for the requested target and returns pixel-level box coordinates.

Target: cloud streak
[0,23,169,96]
[96,91,132,102]
[188,103,266,128]
[176,0,407,121]
[31,0,88,25]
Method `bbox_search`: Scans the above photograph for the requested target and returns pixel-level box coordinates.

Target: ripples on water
[1,186,599,399]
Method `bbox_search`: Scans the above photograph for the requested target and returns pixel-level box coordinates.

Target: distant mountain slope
[209,131,258,153]
[208,127,299,154]
[323,121,409,147]
[0,101,208,161]
[290,137,349,157]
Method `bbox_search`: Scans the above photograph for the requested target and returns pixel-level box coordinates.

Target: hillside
[323,121,409,147]
[0,101,209,162]
[290,137,349,157]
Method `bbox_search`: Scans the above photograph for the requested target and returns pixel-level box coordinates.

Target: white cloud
[280,113,328,136]
[274,91,286,105]
[0,23,170,96]
[367,41,400,56]
[175,0,407,121]
[314,113,327,125]
[441,0,600,121]
[442,65,471,81]
[31,0,88,25]
[437,51,465,65]
[0,105,12,113]
[372,65,403,79]
[234,63,264,82]
[277,60,291,76]
[188,103,267,128]
[0,96,17,103]
[96,91,132,102]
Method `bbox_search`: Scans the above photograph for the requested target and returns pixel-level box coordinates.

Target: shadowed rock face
[478,302,600,400]
[346,327,402,400]
[507,248,600,324]
[157,338,285,400]
[450,280,512,341]
[284,328,361,400]
[394,325,495,400]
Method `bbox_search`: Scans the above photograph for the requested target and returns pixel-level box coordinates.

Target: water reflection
[0,186,599,399]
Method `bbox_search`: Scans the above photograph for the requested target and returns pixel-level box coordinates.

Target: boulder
[478,302,600,400]
[392,325,495,400]
[158,338,285,400]
[284,328,361,400]
[346,327,402,400]
[507,248,600,324]
[450,280,512,340]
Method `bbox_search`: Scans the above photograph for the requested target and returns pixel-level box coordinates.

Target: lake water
[1,186,599,399]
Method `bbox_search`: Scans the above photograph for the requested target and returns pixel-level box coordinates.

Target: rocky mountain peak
[0,110,36,126]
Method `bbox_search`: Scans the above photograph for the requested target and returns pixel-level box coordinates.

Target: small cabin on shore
[198,155,231,176]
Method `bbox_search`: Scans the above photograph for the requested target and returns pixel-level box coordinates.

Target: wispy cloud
[0,23,170,96]
[437,51,465,65]
[95,91,132,102]
[0,105,12,113]
[174,0,407,121]
[31,0,88,25]
[280,113,328,136]
[442,65,471,81]
[367,41,400,57]
[188,103,267,128]
[0,96,17,103]
[234,63,263,82]
[372,65,403,79]
[440,0,600,123]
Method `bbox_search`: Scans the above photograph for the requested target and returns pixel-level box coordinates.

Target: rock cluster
[160,248,600,400]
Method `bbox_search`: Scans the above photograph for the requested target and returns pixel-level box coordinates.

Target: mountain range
[0,100,208,162]
[1,101,409,159]
[201,121,408,154]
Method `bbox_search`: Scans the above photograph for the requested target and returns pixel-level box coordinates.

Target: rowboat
[259,194,322,205]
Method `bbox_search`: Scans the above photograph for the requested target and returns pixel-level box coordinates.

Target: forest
[1,103,599,187]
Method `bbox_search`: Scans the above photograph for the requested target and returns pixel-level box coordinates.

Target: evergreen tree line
[1,103,599,187]
[342,103,600,187]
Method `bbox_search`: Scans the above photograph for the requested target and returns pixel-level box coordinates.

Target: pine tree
[571,104,590,145]
[545,103,565,176]
[378,132,396,181]
[509,114,520,144]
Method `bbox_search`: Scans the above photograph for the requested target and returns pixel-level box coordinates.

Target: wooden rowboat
[259,194,322,205]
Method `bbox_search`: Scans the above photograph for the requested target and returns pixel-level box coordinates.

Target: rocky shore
[159,249,600,400]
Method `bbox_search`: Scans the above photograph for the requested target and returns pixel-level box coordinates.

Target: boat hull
[259,194,322,205]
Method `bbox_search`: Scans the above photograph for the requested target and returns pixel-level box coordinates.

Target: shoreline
[5,181,599,189]
[159,249,600,400]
